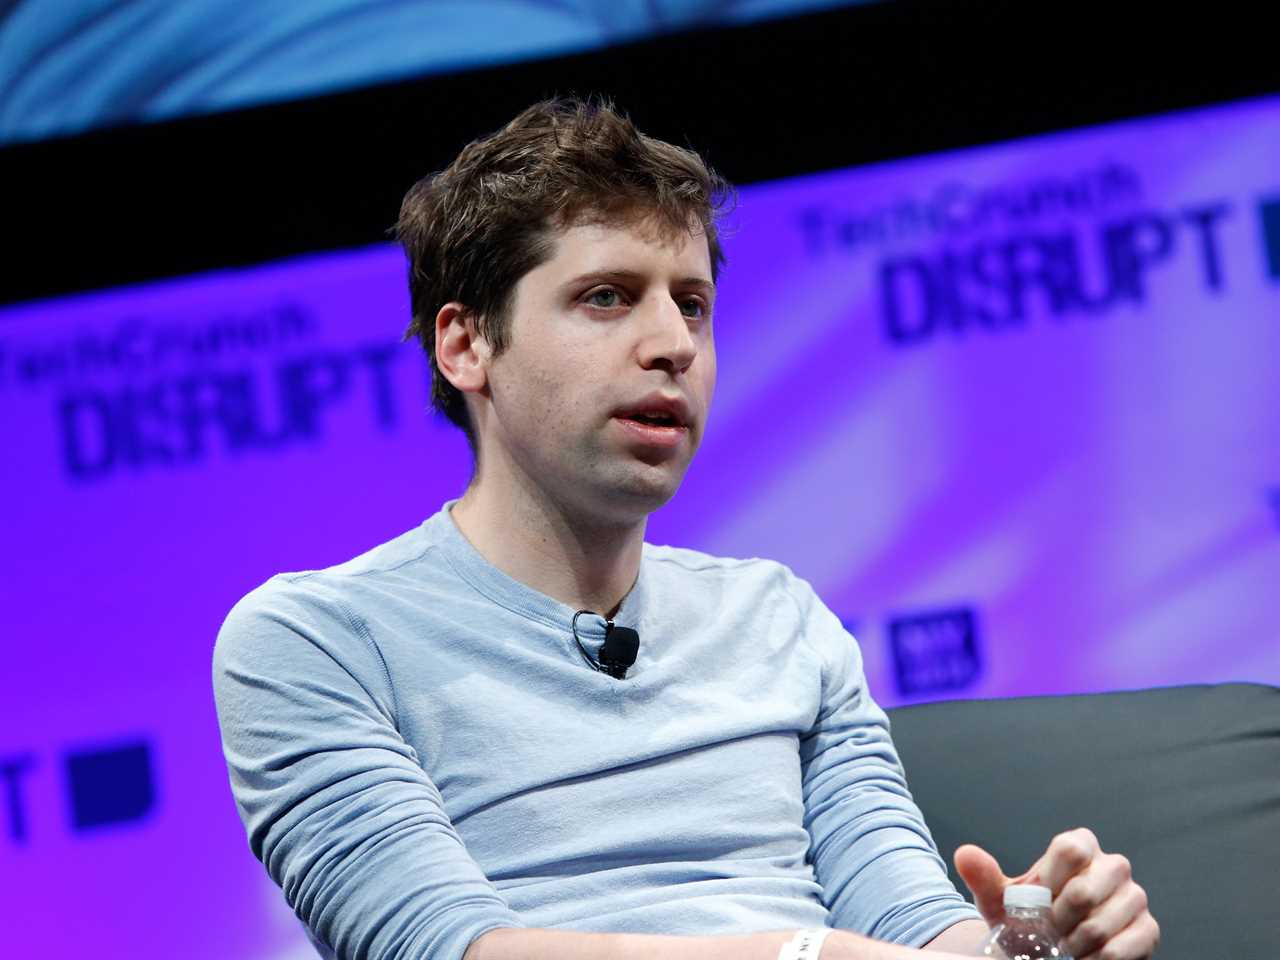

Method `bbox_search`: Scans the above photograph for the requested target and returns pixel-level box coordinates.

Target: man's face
[477,215,717,525]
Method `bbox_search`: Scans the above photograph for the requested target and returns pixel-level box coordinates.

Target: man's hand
[954,828,1160,959]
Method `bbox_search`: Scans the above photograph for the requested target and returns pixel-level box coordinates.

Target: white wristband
[778,928,832,960]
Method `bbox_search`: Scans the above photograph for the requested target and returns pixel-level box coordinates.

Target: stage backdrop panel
[0,0,869,144]
[1,94,1277,959]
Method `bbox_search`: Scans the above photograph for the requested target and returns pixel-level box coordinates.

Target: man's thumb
[954,844,1012,925]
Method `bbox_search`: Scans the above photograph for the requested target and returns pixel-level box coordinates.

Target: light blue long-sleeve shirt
[212,504,979,960]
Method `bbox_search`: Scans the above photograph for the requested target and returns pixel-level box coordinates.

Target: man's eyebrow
[564,269,716,294]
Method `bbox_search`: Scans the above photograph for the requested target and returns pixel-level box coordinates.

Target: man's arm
[922,919,989,953]
[790,573,982,946]
[212,576,524,960]
[465,927,984,960]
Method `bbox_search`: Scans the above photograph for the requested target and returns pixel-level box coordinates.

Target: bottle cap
[1003,884,1052,909]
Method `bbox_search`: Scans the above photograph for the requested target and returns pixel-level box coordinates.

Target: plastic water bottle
[977,884,1074,960]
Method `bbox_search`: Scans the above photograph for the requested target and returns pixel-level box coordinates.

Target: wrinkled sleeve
[792,577,980,946]
[212,575,524,960]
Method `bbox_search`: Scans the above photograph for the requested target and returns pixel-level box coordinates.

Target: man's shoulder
[311,514,449,583]
[638,544,849,668]
[640,543,840,635]
[211,524,446,733]
[219,514,451,638]
[641,542,803,594]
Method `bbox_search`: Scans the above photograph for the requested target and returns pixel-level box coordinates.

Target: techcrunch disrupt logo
[1,302,416,482]
[876,201,1232,345]
[798,162,1142,255]
[795,163,1245,345]
[888,606,982,697]
[0,302,316,387]
[54,344,404,481]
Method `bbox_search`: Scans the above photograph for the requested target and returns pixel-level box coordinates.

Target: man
[213,98,1159,960]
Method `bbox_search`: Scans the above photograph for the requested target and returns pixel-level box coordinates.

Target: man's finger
[1039,827,1102,894]
[953,844,1013,924]
[1053,852,1132,935]
[1061,879,1147,958]
[1078,910,1161,960]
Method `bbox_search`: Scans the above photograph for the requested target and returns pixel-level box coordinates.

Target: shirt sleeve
[212,574,524,960]
[791,575,981,946]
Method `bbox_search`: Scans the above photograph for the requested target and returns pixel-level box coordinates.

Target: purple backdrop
[2,94,1278,958]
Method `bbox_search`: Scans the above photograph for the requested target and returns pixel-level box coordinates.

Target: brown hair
[396,96,733,448]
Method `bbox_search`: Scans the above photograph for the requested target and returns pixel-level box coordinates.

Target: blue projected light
[0,0,875,144]
[0,92,1277,960]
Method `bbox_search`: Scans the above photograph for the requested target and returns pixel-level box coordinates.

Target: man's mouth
[623,412,681,427]
[614,411,690,446]
[613,394,692,431]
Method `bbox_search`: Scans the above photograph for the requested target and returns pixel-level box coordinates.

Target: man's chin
[596,461,688,519]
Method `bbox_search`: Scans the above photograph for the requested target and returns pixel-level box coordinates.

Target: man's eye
[679,298,707,319]
[586,289,623,308]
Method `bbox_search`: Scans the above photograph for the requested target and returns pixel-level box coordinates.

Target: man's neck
[449,475,645,619]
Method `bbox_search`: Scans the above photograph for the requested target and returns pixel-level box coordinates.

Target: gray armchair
[887,683,1280,959]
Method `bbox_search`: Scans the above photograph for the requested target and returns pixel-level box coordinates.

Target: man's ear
[434,302,491,395]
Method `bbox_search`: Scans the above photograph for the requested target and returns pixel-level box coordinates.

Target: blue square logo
[888,607,982,696]
[65,741,156,832]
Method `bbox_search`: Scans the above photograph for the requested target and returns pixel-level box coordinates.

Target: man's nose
[636,296,697,374]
